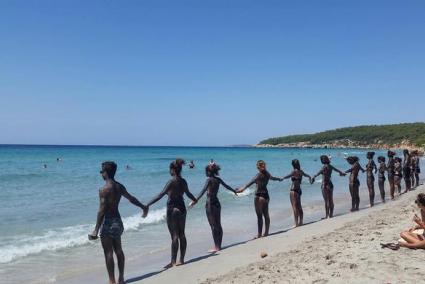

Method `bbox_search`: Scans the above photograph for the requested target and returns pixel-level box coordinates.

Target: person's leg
[101,237,116,284]
[389,176,395,199]
[254,197,263,238]
[112,238,125,284]
[322,186,329,218]
[206,202,222,251]
[329,186,334,218]
[165,209,179,268]
[296,192,303,226]
[416,172,420,187]
[262,198,270,237]
[290,191,298,226]
[176,209,187,265]
[378,178,385,203]
[349,183,355,211]
[400,231,422,243]
[367,177,375,207]
[354,181,360,211]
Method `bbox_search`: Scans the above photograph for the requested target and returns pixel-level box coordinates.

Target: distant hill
[258,123,425,149]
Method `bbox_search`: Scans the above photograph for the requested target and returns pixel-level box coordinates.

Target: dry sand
[134,185,424,284]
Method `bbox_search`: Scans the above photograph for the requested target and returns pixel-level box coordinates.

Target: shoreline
[147,185,424,283]
[63,184,424,283]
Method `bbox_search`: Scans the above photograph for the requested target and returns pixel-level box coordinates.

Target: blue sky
[0,0,424,146]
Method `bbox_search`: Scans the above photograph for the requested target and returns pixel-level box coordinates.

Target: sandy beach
[118,185,425,284]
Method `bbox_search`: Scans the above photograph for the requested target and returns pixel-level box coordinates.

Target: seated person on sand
[399,193,425,249]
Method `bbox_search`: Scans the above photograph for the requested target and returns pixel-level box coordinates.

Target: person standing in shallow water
[411,150,421,187]
[387,151,396,199]
[345,156,365,211]
[146,159,197,268]
[312,155,346,219]
[281,159,313,227]
[377,156,387,203]
[365,152,378,207]
[403,149,412,193]
[89,162,148,284]
[190,163,237,252]
[394,157,403,195]
[236,160,283,238]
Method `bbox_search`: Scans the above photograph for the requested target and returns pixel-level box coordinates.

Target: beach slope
[137,185,424,283]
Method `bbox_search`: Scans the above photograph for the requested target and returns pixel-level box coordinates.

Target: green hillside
[259,123,425,147]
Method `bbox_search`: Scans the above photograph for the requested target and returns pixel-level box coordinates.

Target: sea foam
[0,208,166,264]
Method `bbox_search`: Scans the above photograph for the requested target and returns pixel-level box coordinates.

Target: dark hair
[206,163,221,176]
[367,152,375,159]
[403,149,410,155]
[170,159,185,176]
[320,155,330,164]
[102,161,117,178]
[292,159,300,170]
[257,160,266,168]
[346,156,358,165]
[387,150,396,157]
[377,156,385,163]
[415,193,425,206]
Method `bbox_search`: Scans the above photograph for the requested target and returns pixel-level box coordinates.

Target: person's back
[206,177,221,200]
[89,161,148,284]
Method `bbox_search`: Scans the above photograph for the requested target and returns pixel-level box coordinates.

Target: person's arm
[312,168,323,180]
[236,175,257,193]
[399,240,425,249]
[182,178,197,203]
[270,174,283,181]
[147,181,170,207]
[359,163,366,173]
[413,214,425,230]
[345,167,352,174]
[217,177,237,194]
[301,170,313,184]
[373,161,378,174]
[332,165,346,176]
[282,171,293,180]
[194,179,210,203]
[120,184,148,217]
[90,189,107,237]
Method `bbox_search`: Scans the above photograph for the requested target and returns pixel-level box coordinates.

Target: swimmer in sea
[281,159,313,227]
[188,160,195,169]
[236,160,283,238]
[387,150,396,199]
[365,152,378,207]
[146,159,197,268]
[312,155,346,218]
[89,161,148,284]
[190,163,237,252]
[345,156,365,211]
[403,149,412,193]
[394,157,403,195]
[377,156,387,203]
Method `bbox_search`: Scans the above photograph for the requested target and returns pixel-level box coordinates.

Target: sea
[0,145,422,283]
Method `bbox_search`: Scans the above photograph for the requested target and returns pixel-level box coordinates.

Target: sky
[0,0,424,146]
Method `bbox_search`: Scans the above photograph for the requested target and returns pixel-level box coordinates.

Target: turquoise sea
[0,145,421,283]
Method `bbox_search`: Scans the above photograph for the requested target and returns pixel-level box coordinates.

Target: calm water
[0,145,420,283]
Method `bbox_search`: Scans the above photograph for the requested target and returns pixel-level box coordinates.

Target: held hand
[310,177,315,184]
[142,206,149,218]
[340,173,346,177]
[189,200,197,208]
[279,178,284,182]
[233,190,238,196]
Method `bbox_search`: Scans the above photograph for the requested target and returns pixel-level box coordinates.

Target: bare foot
[252,235,261,240]
[118,277,125,284]
[176,260,184,266]
[262,233,269,237]
[208,247,220,253]
[164,262,175,269]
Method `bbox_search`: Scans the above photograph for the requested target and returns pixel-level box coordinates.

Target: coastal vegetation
[259,123,425,149]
